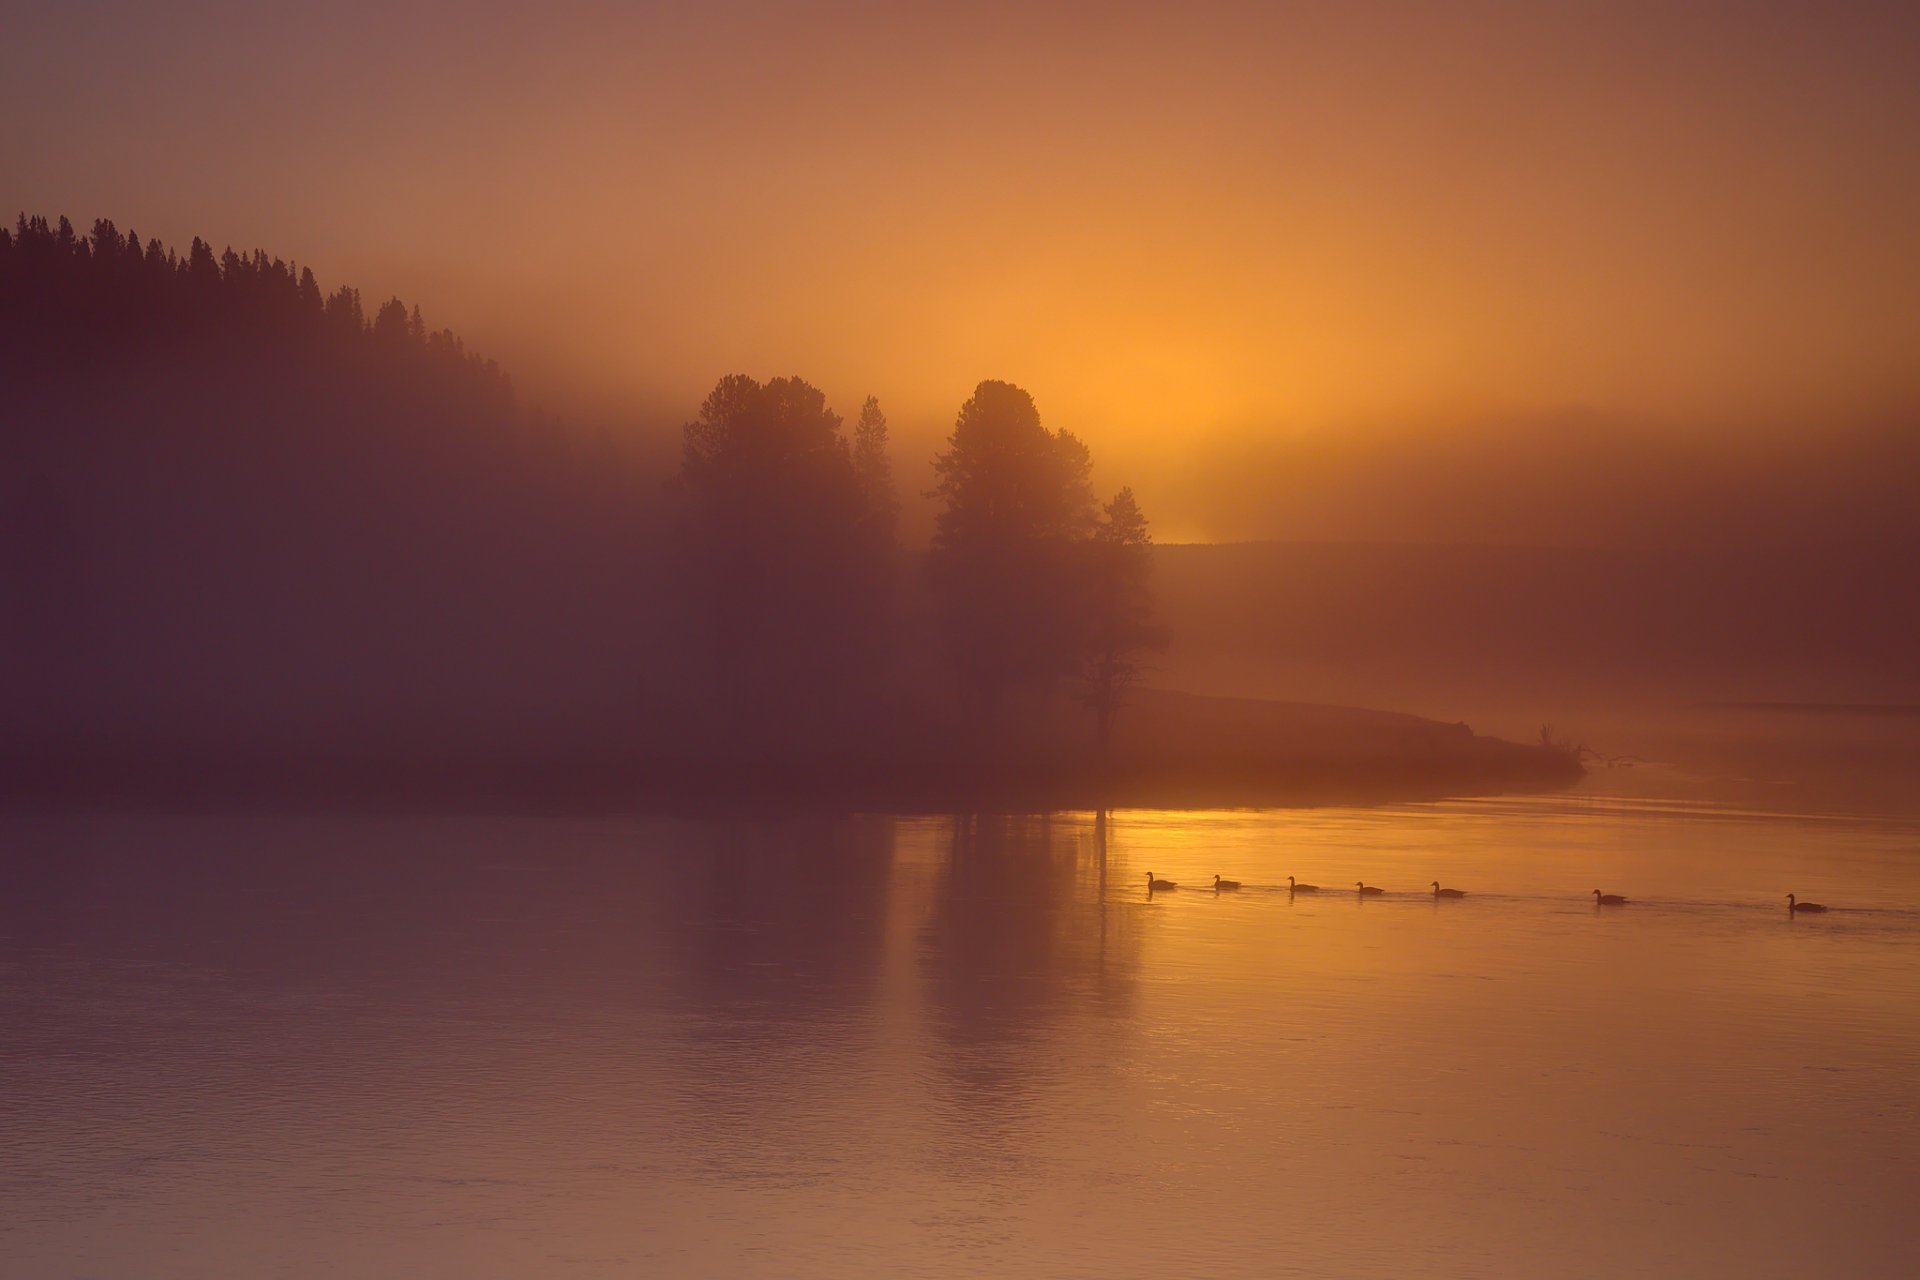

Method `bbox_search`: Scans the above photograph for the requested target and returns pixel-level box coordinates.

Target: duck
[1430,881,1466,899]
[1287,876,1319,893]
[1787,893,1828,914]
[1146,872,1178,891]
[1355,882,1385,896]
[1213,874,1242,892]
[1592,889,1628,905]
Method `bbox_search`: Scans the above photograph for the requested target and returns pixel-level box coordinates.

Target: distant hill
[1150,540,1920,726]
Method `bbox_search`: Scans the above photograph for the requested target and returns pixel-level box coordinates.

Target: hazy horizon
[9,1,1918,546]
[10,9,1920,1277]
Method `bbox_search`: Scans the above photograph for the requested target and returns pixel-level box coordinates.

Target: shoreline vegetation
[3,214,1578,815]
[6,689,1583,815]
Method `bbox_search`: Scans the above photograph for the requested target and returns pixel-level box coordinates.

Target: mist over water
[8,5,1920,1276]
[6,796,1916,1278]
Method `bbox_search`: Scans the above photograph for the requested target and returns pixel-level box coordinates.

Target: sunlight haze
[9,7,1920,1277]
[8,0,1919,543]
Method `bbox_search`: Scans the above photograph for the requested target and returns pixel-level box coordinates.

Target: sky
[6,0,1918,543]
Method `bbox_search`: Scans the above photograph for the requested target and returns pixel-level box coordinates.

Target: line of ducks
[1146,874,1832,913]
[1148,873,1473,898]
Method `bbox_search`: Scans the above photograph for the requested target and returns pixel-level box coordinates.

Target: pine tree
[928,380,1098,720]
[850,395,898,540]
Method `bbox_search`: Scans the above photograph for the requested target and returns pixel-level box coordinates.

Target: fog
[7,2,1918,555]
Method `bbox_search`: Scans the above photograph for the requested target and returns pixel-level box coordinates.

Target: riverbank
[2,688,1580,815]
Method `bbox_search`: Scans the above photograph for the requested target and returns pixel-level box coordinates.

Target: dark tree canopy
[1,212,654,760]
[851,395,899,544]
[673,374,897,738]
[3,212,1178,797]
[928,380,1100,718]
[0,215,509,400]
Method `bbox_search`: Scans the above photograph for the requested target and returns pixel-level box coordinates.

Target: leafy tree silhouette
[3,211,1185,791]
[673,375,896,741]
[928,380,1098,725]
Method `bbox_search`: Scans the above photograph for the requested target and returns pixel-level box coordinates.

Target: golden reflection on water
[2,799,1917,1277]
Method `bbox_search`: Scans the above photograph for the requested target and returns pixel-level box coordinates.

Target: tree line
[671,373,1166,747]
[3,212,1163,764]
[1,214,509,397]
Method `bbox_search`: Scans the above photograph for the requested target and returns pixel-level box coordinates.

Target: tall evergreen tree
[850,395,898,541]
[927,380,1097,720]
[372,296,412,343]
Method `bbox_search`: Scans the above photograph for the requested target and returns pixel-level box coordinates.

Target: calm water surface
[4,795,1918,1278]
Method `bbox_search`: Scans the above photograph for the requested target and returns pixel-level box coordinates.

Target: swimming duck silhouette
[1287,876,1319,893]
[1787,893,1828,914]
[1430,881,1466,898]
[1146,873,1178,892]
[1213,874,1242,892]
[1592,889,1628,906]
[1355,882,1385,896]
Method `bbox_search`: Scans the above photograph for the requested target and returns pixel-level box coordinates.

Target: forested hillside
[2,215,666,760]
[1,214,1577,806]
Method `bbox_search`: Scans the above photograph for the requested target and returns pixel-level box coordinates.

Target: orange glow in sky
[7,2,1917,541]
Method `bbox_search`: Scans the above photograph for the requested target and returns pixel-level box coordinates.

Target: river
[4,793,1917,1277]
